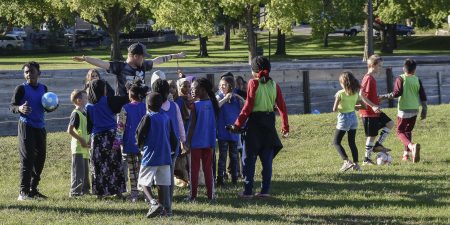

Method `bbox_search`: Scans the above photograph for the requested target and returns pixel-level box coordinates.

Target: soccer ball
[376,152,393,165]
[41,92,59,112]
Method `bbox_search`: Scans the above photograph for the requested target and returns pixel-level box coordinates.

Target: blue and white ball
[42,92,59,112]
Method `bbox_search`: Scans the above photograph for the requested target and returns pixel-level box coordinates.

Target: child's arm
[9,85,31,114]
[379,76,403,100]
[359,90,381,113]
[174,104,187,153]
[217,93,231,108]
[136,115,151,149]
[185,103,197,153]
[116,107,127,149]
[67,125,90,148]
[355,99,366,110]
[72,56,110,70]
[275,83,289,137]
[332,94,340,112]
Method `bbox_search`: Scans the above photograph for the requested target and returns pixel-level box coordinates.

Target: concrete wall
[1,59,449,136]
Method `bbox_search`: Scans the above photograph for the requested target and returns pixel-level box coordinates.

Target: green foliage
[263,0,307,34]
[0,105,449,224]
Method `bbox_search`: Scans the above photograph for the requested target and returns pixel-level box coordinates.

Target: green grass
[1,34,450,71]
[0,105,449,224]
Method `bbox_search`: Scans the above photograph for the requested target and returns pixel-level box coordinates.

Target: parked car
[8,27,27,39]
[0,35,24,49]
[396,24,415,36]
[334,25,362,36]
[6,34,24,40]
[65,29,103,46]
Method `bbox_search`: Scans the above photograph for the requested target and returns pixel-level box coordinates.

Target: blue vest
[161,101,180,156]
[175,97,190,133]
[19,83,45,128]
[141,112,172,166]
[190,100,216,149]
[86,96,116,134]
[217,94,240,142]
[123,102,146,154]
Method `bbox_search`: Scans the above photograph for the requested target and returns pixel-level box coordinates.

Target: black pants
[333,129,358,163]
[18,121,47,193]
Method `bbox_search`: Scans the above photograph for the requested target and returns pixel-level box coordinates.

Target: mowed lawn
[0,105,449,224]
[1,34,450,70]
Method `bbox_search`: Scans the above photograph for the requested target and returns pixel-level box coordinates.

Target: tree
[144,0,219,57]
[67,0,142,61]
[363,0,374,61]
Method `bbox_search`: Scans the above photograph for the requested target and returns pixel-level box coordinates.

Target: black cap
[220,72,234,79]
[128,43,151,57]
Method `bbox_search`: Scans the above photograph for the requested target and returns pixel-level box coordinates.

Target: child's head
[168,80,178,96]
[192,78,219,116]
[87,79,107,104]
[152,79,170,102]
[367,54,383,74]
[251,56,271,82]
[219,76,235,94]
[128,84,148,102]
[235,76,246,90]
[147,92,163,113]
[339,71,360,95]
[403,58,417,74]
[177,78,190,96]
[85,69,100,83]
[22,61,41,85]
[70,89,88,107]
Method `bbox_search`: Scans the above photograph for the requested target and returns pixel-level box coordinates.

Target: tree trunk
[363,0,374,61]
[223,23,231,51]
[381,24,395,54]
[275,28,286,56]
[323,32,329,48]
[245,5,257,63]
[198,35,208,57]
[393,25,398,49]
[110,31,123,61]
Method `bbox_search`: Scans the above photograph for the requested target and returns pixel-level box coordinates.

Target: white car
[334,25,362,36]
[0,35,24,49]
[9,27,27,39]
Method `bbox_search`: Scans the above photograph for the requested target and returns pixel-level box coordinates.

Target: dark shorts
[361,112,392,137]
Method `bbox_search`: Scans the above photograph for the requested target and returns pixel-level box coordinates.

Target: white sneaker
[17,191,30,201]
[340,160,354,172]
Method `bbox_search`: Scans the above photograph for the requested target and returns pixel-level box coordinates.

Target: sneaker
[412,143,421,163]
[340,160,354,172]
[373,145,392,153]
[352,163,362,171]
[17,191,30,201]
[254,192,272,198]
[29,189,47,199]
[146,200,162,218]
[363,158,375,165]
[402,155,410,161]
[237,191,253,199]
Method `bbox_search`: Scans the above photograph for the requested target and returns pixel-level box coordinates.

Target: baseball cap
[128,43,151,57]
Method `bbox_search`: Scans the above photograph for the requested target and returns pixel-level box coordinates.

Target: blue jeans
[217,140,238,180]
[243,148,274,195]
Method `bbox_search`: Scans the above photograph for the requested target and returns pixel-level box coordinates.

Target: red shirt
[234,78,289,133]
[359,74,380,117]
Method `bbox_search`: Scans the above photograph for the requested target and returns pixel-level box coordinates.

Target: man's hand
[19,101,32,114]
[72,56,85,62]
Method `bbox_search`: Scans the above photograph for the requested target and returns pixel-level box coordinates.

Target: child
[116,84,148,202]
[332,72,364,172]
[379,58,427,163]
[85,79,129,198]
[229,56,289,199]
[151,79,186,205]
[168,80,178,101]
[67,89,91,197]
[359,54,395,165]
[83,69,114,97]
[10,61,52,200]
[216,75,245,186]
[136,92,178,217]
[186,78,219,202]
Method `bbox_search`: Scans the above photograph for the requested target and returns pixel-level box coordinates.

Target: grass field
[1,34,450,71]
[0,105,449,224]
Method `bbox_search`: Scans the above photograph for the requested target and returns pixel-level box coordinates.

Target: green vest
[253,79,277,112]
[71,109,90,159]
[398,74,420,111]
[337,90,359,113]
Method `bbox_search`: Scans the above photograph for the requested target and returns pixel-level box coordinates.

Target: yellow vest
[71,109,90,159]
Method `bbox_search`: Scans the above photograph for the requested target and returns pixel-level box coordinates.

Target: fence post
[437,72,442,104]
[386,68,394,108]
[302,70,311,114]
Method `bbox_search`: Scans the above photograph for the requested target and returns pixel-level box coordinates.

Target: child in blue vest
[67,89,91,197]
[186,78,219,202]
[136,92,178,218]
[10,61,54,200]
[151,79,186,206]
[216,75,245,186]
[86,79,129,198]
[116,84,148,202]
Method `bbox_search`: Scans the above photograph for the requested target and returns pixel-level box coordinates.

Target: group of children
[332,55,427,172]
[10,45,427,218]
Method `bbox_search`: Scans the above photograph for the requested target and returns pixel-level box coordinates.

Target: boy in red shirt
[359,55,395,165]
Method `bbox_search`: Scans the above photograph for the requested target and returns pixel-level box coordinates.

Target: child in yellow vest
[67,89,91,197]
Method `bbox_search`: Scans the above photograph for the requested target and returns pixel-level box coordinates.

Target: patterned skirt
[90,129,126,196]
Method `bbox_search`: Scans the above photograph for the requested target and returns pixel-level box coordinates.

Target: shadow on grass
[293,213,447,224]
